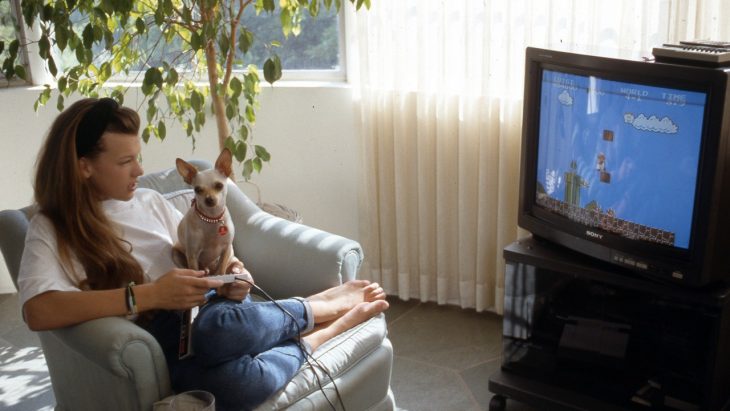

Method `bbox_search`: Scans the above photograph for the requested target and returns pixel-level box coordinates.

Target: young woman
[17,97,389,410]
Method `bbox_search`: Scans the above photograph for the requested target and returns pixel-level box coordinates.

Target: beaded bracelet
[125,281,137,315]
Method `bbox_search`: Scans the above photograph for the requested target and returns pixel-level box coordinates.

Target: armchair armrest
[42,316,171,411]
[0,209,30,288]
[226,185,363,299]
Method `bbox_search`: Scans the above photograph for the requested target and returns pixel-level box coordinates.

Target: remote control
[208,273,249,283]
[679,40,730,49]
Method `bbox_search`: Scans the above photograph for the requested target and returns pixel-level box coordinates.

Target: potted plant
[1,0,370,180]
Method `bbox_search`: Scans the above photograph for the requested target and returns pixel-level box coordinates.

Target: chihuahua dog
[172,148,235,275]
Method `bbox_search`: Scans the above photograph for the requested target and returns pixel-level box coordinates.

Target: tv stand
[488,237,730,411]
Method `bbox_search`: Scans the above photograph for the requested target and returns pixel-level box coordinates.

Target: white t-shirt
[18,188,183,308]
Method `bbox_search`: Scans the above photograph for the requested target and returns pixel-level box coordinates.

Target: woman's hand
[216,260,253,302]
[142,268,224,311]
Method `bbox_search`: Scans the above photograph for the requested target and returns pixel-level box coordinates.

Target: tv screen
[536,69,706,250]
[519,47,730,286]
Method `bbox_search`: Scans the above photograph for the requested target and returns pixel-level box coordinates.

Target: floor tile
[387,301,503,372]
[391,356,480,411]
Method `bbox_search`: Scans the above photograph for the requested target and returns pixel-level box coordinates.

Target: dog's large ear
[215,148,233,178]
[176,158,198,185]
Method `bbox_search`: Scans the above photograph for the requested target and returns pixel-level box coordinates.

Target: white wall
[0,83,361,293]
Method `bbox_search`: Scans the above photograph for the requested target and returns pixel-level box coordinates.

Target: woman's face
[79,132,144,201]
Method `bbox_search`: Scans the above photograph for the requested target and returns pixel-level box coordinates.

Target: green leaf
[56,94,64,111]
[182,6,192,24]
[14,65,26,80]
[263,55,282,84]
[262,0,275,12]
[147,101,157,122]
[41,4,53,21]
[157,120,166,140]
[93,26,103,42]
[280,8,292,37]
[0,41,4,55]
[8,39,18,57]
[112,87,125,105]
[144,67,163,90]
[242,159,253,180]
[38,35,50,59]
[47,55,57,77]
[238,29,254,54]
[163,0,173,16]
[104,29,113,50]
[226,103,235,120]
[135,17,145,35]
[82,24,94,49]
[166,68,179,86]
[190,31,202,50]
[39,86,52,106]
[309,0,319,17]
[245,105,255,123]
[154,7,164,25]
[252,157,262,173]
[58,76,67,92]
[224,136,236,153]
[239,126,249,141]
[219,33,230,56]
[56,27,68,51]
[255,145,271,161]
[234,140,247,162]
[191,91,202,111]
[230,77,242,98]
[2,60,13,79]
[195,111,206,129]
[142,126,151,143]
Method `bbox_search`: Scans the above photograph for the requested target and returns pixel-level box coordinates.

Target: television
[518,47,730,287]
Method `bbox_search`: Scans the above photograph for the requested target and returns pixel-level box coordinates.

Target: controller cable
[235,278,347,411]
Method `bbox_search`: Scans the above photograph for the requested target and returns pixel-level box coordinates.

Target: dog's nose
[205,196,216,207]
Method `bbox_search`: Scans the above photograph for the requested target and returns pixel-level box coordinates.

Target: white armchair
[0,160,395,411]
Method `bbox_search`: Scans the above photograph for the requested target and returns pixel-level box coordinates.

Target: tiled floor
[0,292,537,411]
[0,293,54,411]
[384,297,536,411]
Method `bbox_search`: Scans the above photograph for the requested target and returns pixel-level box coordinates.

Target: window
[240,5,346,81]
[52,4,345,84]
[0,0,30,86]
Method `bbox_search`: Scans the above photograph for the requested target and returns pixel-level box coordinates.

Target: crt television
[518,47,730,287]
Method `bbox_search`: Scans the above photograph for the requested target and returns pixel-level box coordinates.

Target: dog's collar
[191,198,226,224]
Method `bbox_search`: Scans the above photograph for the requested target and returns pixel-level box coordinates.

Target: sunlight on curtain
[348,0,729,313]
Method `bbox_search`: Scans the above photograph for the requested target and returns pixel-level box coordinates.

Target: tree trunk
[202,5,229,151]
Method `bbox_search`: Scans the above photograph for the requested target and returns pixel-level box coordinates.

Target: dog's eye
[214,182,224,191]
[194,187,203,194]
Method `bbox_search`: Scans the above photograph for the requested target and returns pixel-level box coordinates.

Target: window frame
[0,0,32,87]
[49,4,349,86]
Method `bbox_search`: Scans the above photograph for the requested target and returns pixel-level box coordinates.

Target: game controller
[207,273,250,283]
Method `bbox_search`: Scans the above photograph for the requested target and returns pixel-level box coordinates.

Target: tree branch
[222,0,252,87]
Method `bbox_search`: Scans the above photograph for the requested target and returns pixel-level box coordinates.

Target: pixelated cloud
[558,90,573,106]
[631,114,678,134]
[545,169,560,195]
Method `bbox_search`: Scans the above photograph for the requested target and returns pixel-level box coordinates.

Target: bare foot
[306,280,386,323]
[302,300,389,352]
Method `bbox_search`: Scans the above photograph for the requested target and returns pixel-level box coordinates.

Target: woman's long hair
[34,98,145,290]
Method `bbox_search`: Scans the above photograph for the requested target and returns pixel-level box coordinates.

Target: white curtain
[348,0,730,313]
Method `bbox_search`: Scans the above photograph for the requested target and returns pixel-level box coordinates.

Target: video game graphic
[535,70,707,249]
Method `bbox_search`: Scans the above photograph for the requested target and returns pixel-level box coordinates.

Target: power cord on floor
[237,278,347,411]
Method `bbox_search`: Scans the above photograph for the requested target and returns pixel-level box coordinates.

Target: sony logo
[586,230,603,240]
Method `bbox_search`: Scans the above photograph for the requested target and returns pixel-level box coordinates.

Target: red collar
[191,198,226,224]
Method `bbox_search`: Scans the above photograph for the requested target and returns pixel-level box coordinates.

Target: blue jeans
[143,296,313,411]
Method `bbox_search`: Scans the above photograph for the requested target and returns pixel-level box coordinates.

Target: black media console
[488,237,730,411]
